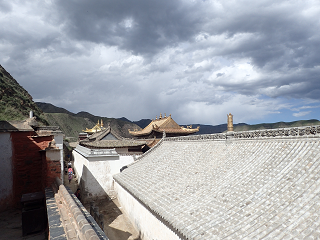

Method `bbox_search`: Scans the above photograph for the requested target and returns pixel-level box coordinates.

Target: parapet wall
[45,178,108,240]
[167,125,320,141]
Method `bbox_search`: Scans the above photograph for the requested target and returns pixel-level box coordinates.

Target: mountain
[233,119,320,131]
[37,103,142,140]
[42,112,96,140]
[132,119,152,129]
[0,65,47,124]
[36,102,75,115]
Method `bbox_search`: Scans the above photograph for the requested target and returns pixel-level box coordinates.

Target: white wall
[115,182,181,240]
[0,133,13,209]
[72,146,135,200]
[54,133,64,183]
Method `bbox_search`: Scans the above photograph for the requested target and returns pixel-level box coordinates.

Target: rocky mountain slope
[0,65,47,124]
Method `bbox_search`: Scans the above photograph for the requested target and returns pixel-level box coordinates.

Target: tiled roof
[80,139,146,148]
[129,115,199,136]
[0,119,63,134]
[87,126,122,141]
[81,126,146,149]
[114,125,320,239]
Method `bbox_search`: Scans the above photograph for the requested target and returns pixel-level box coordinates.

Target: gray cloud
[1,0,320,124]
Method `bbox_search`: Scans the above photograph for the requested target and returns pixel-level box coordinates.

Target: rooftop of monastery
[0,118,63,136]
[129,113,199,137]
[114,125,320,239]
[83,119,105,133]
[80,125,146,149]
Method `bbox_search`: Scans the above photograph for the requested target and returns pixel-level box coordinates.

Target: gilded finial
[227,113,233,132]
[160,113,162,119]
[101,119,103,127]
[156,116,158,120]
[165,113,166,117]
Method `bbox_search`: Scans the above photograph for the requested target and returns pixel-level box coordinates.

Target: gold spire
[227,113,233,132]
[160,113,162,119]
[101,119,103,127]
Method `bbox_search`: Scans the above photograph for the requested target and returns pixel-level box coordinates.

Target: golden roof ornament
[227,113,233,132]
[160,113,162,119]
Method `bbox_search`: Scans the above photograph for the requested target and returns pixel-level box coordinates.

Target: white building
[73,126,146,201]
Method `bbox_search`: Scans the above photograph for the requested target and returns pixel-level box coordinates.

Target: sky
[1,0,320,125]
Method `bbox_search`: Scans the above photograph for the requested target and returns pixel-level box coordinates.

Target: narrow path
[63,162,140,240]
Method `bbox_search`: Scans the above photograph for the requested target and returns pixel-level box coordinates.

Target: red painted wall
[10,132,55,206]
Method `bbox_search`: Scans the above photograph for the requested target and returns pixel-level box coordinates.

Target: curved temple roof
[129,115,199,137]
[80,125,146,149]
[115,125,320,239]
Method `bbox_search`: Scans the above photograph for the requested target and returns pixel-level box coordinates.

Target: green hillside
[0,65,47,124]
[42,113,95,140]
[42,111,142,140]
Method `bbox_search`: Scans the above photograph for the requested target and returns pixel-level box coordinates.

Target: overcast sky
[1,0,320,125]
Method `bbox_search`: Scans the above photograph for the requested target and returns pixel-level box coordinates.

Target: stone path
[64,162,140,240]
[84,199,141,240]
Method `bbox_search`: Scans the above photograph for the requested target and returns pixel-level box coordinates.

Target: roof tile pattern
[114,130,320,239]
[81,126,146,148]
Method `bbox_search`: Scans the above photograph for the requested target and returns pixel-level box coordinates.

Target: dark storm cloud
[0,0,12,13]
[54,0,203,56]
[1,0,320,124]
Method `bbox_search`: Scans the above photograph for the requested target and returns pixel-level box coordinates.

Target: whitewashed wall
[0,133,13,209]
[115,182,181,240]
[72,145,135,200]
[53,133,64,183]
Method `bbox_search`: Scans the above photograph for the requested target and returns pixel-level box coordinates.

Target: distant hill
[0,65,47,124]
[37,103,142,140]
[42,113,95,140]
[132,119,153,129]
[233,119,320,131]
[117,116,320,135]
[36,102,75,115]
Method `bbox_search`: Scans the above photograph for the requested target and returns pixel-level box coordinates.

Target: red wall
[10,131,56,206]
[45,151,62,189]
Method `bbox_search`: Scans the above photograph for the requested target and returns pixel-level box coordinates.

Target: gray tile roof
[81,126,146,149]
[114,125,320,239]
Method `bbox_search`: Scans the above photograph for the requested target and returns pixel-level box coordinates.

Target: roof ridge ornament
[227,113,233,132]
[162,130,166,138]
